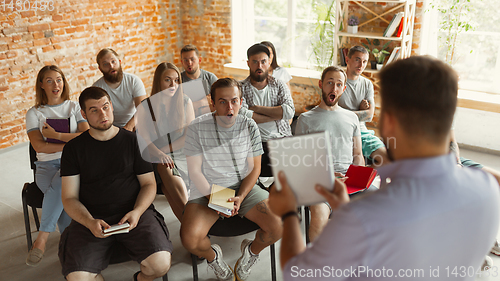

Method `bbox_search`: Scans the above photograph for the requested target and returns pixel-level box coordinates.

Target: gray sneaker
[491,239,500,256]
[482,256,493,271]
[235,239,259,281]
[208,244,235,281]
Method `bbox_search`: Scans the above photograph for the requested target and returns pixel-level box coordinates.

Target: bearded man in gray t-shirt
[295,66,365,242]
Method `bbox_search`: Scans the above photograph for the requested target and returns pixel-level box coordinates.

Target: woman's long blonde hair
[150,62,185,129]
[35,65,70,108]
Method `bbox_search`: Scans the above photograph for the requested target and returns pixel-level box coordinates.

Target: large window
[232,0,333,69]
[422,0,500,95]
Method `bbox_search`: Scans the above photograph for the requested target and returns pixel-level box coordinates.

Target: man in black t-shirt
[60,87,172,281]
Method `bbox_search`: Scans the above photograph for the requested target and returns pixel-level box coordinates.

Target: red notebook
[344,165,377,194]
[45,118,70,144]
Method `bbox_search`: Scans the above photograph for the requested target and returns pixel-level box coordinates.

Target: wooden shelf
[333,0,416,67]
[338,31,403,41]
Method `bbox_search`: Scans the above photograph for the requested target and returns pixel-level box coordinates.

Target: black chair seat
[208,216,259,237]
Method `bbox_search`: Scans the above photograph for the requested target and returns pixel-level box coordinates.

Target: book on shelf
[385,47,401,65]
[383,12,404,37]
[342,48,349,65]
[103,222,130,236]
[344,165,377,195]
[396,16,404,37]
[340,48,346,66]
[45,117,70,144]
[208,184,235,216]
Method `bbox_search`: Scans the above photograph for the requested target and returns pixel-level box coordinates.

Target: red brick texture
[0,0,232,149]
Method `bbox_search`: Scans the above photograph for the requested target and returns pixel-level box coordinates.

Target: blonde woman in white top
[25,65,89,266]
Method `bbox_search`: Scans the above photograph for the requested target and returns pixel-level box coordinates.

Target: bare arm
[449,129,461,163]
[123,95,148,131]
[352,136,365,166]
[186,154,211,197]
[229,156,261,216]
[118,171,156,230]
[352,100,375,122]
[251,112,281,123]
[28,130,64,154]
[41,121,89,143]
[62,175,110,238]
[249,105,284,119]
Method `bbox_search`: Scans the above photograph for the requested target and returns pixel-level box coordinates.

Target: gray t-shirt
[295,106,361,174]
[93,72,147,127]
[338,76,374,131]
[184,113,263,191]
[181,69,218,95]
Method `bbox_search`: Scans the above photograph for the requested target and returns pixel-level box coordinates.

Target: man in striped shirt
[181,78,282,281]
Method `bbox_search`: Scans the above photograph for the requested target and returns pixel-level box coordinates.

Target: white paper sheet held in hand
[267,131,335,206]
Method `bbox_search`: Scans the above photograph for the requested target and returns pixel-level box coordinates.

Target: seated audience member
[59,87,172,281]
[25,65,89,267]
[295,66,364,242]
[180,44,218,115]
[260,41,292,89]
[137,62,195,221]
[339,45,389,167]
[181,78,282,281]
[93,48,147,131]
[240,43,295,178]
[269,56,500,280]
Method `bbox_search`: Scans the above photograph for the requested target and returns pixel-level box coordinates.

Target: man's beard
[89,121,113,132]
[321,89,337,107]
[103,66,123,84]
[250,69,268,82]
[186,66,198,75]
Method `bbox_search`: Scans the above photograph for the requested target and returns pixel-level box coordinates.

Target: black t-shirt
[61,128,153,221]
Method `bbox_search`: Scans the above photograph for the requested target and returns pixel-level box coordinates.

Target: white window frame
[231,0,326,69]
[420,1,500,95]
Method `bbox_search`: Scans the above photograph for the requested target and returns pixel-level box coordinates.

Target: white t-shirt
[338,76,375,131]
[26,100,86,162]
[251,85,283,141]
[93,72,146,127]
[272,67,292,84]
[295,106,361,174]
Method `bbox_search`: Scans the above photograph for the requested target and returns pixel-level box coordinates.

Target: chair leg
[305,206,310,244]
[22,188,33,252]
[162,273,168,281]
[270,243,277,281]
[191,254,198,281]
[32,206,40,231]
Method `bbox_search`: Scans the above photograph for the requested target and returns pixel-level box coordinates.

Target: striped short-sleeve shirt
[184,113,263,189]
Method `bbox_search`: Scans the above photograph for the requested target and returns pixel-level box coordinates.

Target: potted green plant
[362,39,390,69]
[347,15,359,34]
[373,48,390,69]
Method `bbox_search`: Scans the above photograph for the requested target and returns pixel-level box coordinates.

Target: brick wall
[179,0,231,76]
[0,0,421,150]
[0,0,232,149]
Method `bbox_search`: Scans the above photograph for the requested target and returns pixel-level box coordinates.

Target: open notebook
[268,132,335,206]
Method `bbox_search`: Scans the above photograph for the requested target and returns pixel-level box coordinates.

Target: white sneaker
[208,244,235,281]
[235,239,259,281]
[491,239,500,256]
[482,256,493,271]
